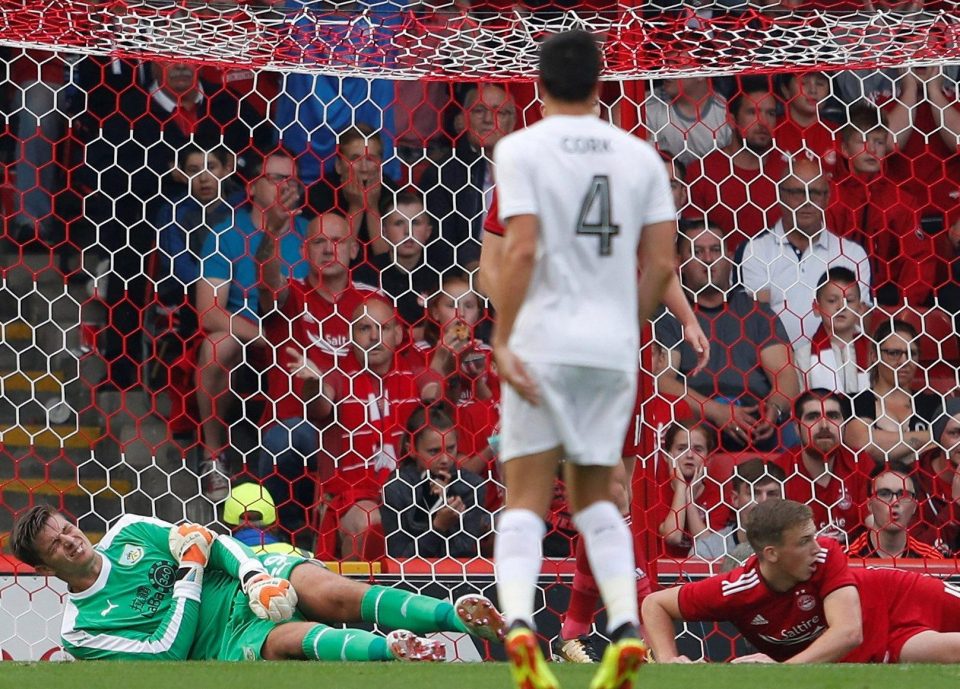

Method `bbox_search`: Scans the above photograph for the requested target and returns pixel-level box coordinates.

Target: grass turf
[5,662,960,689]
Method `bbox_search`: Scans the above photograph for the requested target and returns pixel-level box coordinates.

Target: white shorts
[500,363,637,467]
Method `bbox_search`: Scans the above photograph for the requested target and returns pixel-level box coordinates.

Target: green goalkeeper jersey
[61,515,270,661]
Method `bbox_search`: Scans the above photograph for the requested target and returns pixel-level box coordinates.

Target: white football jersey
[495,114,676,372]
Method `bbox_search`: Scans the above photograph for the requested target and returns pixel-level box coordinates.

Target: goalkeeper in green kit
[10,505,505,662]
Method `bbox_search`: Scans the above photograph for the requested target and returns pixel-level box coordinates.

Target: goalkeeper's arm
[199,528,299,623]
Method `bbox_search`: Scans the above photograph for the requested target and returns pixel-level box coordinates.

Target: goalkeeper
[10,505,505,662]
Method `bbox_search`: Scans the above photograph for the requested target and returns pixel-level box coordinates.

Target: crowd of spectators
[3,0,960,567]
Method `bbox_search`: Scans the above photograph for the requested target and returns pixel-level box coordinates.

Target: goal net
[1,0,959,662]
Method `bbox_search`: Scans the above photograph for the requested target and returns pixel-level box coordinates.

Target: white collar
[150,83,205,114]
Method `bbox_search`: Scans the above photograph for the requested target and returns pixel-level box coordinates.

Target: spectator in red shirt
[287,295,425,560]
[914,399,960,552]
[883,67,960,223]
[689,80,785,251]
[778,389,867,541]
[826,103,937,305]
[654,422,728,559]
[254,211,380,542]
[775,71,837,168]
[846,462,943,558]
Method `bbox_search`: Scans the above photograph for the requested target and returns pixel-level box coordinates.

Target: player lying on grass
[10,505,505,662]
[641,498,960,663]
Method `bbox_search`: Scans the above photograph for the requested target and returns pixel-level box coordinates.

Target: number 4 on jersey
[576,175,620,256]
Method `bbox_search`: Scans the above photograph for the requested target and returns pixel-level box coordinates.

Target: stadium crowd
[3,0,960,580]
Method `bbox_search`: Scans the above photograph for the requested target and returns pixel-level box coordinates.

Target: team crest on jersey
[797,594,816,612]
[243,647,257,661]
[119,544,144,566]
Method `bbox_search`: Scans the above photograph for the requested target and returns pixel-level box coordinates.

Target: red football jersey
[321,362,422,502]
[485,192,505,237]
[774,117,838,171]
[776,449,866,539]
[854,567,960,663]
[263,278,379,422]
[688,150,786,252]
[678,537,857,661]
[621,389,693,458]
[884,99,960,217]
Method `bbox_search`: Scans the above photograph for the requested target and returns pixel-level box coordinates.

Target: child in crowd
[794,267,871,395]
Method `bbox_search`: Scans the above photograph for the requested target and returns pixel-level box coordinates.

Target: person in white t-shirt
[488,29,678,689]
[738,155,872,344]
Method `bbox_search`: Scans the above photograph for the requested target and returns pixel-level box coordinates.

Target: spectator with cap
[223,482,312,556]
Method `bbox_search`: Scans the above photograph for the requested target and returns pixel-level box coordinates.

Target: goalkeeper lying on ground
[10,505,505,662]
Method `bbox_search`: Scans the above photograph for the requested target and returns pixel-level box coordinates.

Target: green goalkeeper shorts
[220,553,329,661]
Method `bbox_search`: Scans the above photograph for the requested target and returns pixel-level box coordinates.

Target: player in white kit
[490,30,680,689]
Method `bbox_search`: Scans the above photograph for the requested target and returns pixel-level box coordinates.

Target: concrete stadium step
[0,477,134,497]
[1,370,64,393]
[0,424,103,449]
[0,320,32,341]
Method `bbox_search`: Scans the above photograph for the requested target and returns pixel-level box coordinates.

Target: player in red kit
[642,499,960,663]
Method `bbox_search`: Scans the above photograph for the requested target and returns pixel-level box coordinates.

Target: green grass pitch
[5,662,960,689]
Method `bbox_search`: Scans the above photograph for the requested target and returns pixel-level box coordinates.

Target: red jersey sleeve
[677,569,744,622]
[813,537,857,599]
[484,192,505,237]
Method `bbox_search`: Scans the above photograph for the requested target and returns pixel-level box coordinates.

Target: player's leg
[897,578,960,662]
[261,621,444,661]
[496,447,563,628]
[567,462,648,689]
[288,560,503,639]
[565,463,640,638]
[897,630,960,663]
[564,368,647,689]
[619,454,654,632]
[556,455,640,663]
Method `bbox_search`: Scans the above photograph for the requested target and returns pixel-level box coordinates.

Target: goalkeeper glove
[169,523,215,568]
[242,572,298,622]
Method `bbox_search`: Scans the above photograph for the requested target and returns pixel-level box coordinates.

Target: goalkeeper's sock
[302,624,392,661]
[573,501,639,634]
[360,585,467,634]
